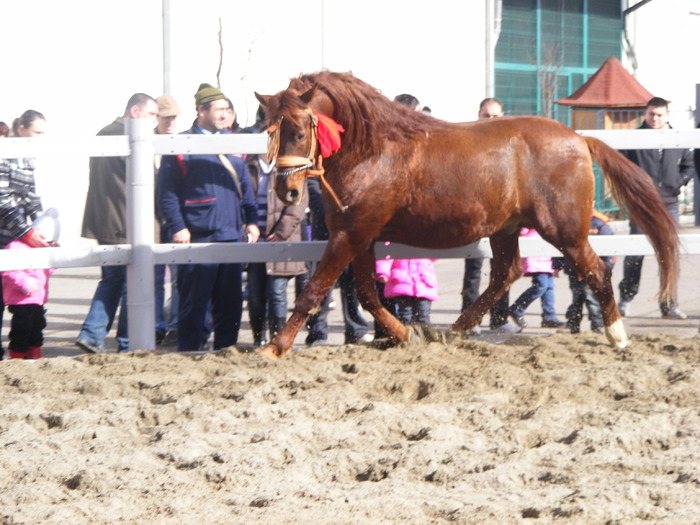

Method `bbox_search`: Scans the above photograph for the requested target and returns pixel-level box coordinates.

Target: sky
[0,0,478,137]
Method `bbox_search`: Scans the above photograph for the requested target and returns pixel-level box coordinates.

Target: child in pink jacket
[508,227,565,329]
[376,257,438,325]
[2,209,59,359]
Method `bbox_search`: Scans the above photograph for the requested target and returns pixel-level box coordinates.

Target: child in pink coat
[2,208,59,359]
[376,257,439,325]
[508,227,565,329]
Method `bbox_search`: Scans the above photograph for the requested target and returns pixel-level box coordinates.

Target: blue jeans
[510,272,557,321]
[167,264,179,331]
[78,264,128,352]
[155,264,167,336]
[394,296,432,325]
[619,202,679,305]
[247,262,292,339]
[155,264,179,334]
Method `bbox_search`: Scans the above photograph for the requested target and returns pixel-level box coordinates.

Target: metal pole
[695,83,700,226]
[125,118,156,351]
[163,0,172,94]
[485,0,494,97]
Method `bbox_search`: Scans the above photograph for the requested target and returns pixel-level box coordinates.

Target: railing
[0,123,699,351]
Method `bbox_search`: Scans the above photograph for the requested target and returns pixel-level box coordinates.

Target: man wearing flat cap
[154,94,182,346]
[156,83,259,351]
[155,94,181,136]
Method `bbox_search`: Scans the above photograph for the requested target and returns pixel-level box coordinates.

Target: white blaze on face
[605,319,630,349]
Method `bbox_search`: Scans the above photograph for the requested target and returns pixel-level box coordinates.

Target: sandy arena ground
[1,224,699,524]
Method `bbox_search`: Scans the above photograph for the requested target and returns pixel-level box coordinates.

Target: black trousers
[8,304,46,353]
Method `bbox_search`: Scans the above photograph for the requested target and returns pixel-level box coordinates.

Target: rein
[267,112,348,212]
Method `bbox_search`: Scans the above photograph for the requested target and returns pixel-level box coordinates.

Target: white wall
[623,0,700,129]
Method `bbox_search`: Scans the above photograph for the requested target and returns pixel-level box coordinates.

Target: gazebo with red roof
[555,56,654,130]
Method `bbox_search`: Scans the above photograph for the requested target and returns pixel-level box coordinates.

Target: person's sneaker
[509,313,527,328]
[541,319,566,328]
[618,300,631,317]
[591,325,604,334]
[307,338,328,347]
[160,330,178,346]
[75,338,107,354]
[490,322,522,334]
[662,306,687,320]
[346,334,374,344]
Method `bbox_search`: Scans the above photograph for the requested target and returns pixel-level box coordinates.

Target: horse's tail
[585,136,679,305]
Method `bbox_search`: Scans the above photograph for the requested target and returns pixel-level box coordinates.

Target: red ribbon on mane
[316,113,345,158]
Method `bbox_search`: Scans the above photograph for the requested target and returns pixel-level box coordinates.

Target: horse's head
[254,86,320,205]
[256,84,344,207]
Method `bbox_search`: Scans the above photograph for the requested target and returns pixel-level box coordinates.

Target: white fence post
[125,118,156,351]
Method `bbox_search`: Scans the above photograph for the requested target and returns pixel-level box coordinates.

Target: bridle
[266,110,348,212]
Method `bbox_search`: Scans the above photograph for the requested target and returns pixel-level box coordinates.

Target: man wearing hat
[154,94,182,346]
[156,83,259,351]
[155,94,181,136]
[76,93,158,354]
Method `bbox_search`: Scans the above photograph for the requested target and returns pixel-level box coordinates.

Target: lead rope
[309,155,348,212]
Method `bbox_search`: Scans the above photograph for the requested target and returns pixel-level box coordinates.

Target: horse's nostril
[289,189,299,200]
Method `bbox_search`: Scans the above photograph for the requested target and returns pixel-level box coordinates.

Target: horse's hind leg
[260,235,356,359]
[452,231,522,334]
[352,248,409,344]
[560,241,629,349]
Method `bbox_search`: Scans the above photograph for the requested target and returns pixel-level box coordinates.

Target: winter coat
[82,118,129,244]
[247,155,308,276]
[156,123,257,243]
[376,258,439,301]
[2,240,54,305]
[621,122,695,204]
[0,156,42,248]
[520,228,554,275]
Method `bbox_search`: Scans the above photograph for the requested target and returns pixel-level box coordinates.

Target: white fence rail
[4,234,700,273]
[0,123,698,351]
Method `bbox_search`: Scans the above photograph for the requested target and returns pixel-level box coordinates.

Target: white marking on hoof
[605,319,630,349]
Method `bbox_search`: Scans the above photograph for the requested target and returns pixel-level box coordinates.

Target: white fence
[0,123,698,351]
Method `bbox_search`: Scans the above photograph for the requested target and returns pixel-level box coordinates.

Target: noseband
[267,111,348,212]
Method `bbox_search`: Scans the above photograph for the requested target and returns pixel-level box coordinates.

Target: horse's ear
[255,92,270,107]
[300,84,318,105]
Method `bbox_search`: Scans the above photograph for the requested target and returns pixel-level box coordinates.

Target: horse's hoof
[259,344,285,359]
[408,323,449,344]
[605,319,630,349]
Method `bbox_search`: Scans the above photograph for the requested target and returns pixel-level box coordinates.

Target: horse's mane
[282,71,451,158]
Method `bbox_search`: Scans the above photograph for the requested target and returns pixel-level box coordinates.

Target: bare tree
[216,18,223,88]
[537,40,564,119]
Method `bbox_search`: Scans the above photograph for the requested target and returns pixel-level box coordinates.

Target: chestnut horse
[255,71,679,359]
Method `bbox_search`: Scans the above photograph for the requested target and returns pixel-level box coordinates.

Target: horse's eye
[295,132,306,141]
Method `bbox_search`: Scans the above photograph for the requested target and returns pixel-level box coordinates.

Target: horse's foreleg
[352,249,409,343]
[260,236,356,359]
[561,242,629,349]
[451,232,521,333]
